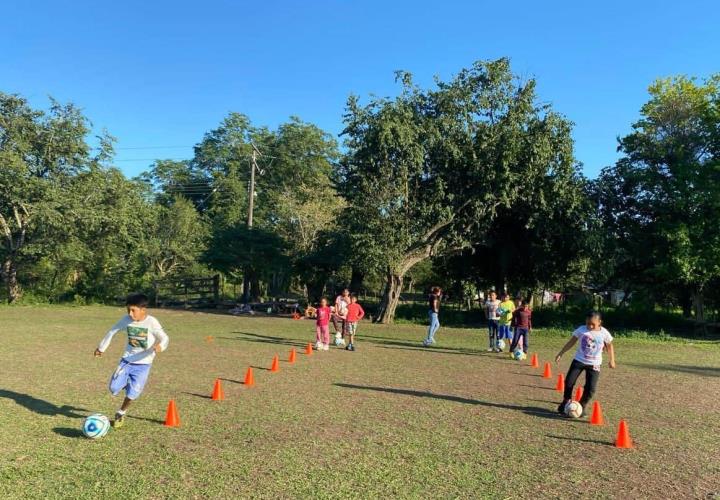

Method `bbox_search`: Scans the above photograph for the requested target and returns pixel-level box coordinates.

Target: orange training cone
[542,362,552,379]
[555,373,565,392]
[244,367,255,387]
[530,353,539,368]
[289,348,297,364]
[305,342,313,355]
[590,401,604,426]
[615,419,633,448]
[575,386,583,402]
[164,400,180,427]
[270,355,280,373]
[211,378,225,401]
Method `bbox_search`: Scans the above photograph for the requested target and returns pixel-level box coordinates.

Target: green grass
[0,306,719,499]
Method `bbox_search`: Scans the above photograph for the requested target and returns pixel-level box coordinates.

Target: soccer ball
[334,336,346,347]
[82,413,111,439]
[564,401,583,419]
[496,339,505,351]
[513,350,524,360]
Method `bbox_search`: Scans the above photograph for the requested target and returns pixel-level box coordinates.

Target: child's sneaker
[348,344,355,351]
[315,341,322,351]
[112,412,125,429]
[323,343,330,351]
[486,347,493,352]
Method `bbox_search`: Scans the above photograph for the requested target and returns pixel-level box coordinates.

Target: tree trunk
[692,286,705,323]
[2,258,21,303]
[349,267,365,295]
[374,267,404,324]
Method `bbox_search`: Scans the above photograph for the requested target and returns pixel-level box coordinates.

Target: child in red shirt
[315,298,331,351]
[344,295,365,351]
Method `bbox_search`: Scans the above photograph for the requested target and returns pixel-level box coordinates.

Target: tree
[145,196,208,279]
[596,75,720,321]
[339,59,577,323]
[0,93,108,302]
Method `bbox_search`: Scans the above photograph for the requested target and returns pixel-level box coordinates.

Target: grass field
[0,306,718,499]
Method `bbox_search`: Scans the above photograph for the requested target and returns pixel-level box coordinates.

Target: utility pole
[242,143,260,304]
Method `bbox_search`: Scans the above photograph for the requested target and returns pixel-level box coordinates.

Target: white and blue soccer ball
[513,349,524,360]
[334,336,346,347]
[82,413,111,439]
[496,339,506,351]
[564,401,583,419]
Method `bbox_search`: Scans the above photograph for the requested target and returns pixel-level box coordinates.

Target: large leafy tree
[339,59,577,323]
[596,75,720,320]
[0,93,112,302]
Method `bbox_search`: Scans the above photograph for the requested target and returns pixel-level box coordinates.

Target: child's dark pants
[562,359,599,407]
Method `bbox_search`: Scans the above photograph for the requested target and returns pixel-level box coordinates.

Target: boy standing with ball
[94,293,169,428]
[555,311,616,417]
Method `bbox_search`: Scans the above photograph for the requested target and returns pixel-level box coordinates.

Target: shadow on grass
[222,332,307,348]
[182,391,211,400]
[127,415,165,424]
[334,384,563,420]
[627,363,720,377]
[546,434,611,446]
[518,384,554,391]
[250,366,271,371]
[0,389,87,418]
[52,427,86,439]
[374,342,482,357]
[510,372,543,377]
[220,378,247,385]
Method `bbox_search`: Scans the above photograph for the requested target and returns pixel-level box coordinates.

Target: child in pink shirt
[315,298,331,351]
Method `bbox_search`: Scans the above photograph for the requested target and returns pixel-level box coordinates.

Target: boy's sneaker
[345,344,351,350]
[315,341,322,351]
[486,347,493,352]
[557,402,567,415]
[323,344,330,351]
[348,344,355,351]
[112,412,125,429]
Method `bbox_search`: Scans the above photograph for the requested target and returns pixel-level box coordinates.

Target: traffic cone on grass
[244,367,255,387]
[530,353,539,368]
[542,362,552,379]
[164,400,180,427]
[305,343,313,355]
[211,378,224,401]
[555,374,565,392]
[590,401,604,426]
[575,386,583,402]
[615,419,633,448]
[270,355,280,373]
[289,348,297,364]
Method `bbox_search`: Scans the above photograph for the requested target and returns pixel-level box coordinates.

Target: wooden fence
[153,275,220,308]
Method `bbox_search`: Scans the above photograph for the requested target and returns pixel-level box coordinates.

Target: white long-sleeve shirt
[97,314,169,364]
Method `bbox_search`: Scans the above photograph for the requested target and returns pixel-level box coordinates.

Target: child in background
[94,293,169,429]
[315,298,332,351]
[555,311,616,417]
[496,293,515,352]
[344,295,365,351]
[484,291,500,352]
[332,288,351,344]
[510,299,532,356]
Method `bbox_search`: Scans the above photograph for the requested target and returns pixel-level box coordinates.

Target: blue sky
[2,0,718,179]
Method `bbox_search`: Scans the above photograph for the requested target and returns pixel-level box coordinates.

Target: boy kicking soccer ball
[94,293,169,428]
[554,311,616,417]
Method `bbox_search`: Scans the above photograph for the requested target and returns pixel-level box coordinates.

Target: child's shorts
[109,360,152,400]
[498,325,513,339]
[347,322,358,335]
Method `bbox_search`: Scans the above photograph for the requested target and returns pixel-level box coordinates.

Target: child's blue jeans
[425,311,440,343]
